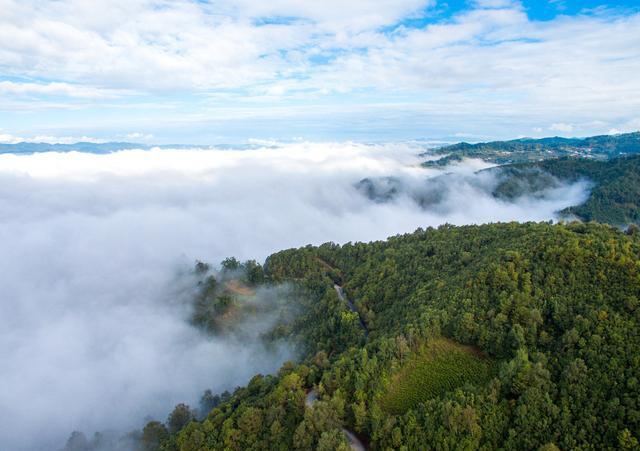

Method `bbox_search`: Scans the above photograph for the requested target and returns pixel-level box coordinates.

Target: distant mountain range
[424,131,640,166]
[357,132,640,226]
[0,142,148,154]
[0,141,272,154]
[3,132,638,159]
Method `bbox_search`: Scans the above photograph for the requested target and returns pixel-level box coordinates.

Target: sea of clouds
[0,142,590,450]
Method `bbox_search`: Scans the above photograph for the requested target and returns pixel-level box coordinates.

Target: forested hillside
[117,222,640,451]
[425,132,640,166]
[493,155,640,225]
[359,151,640,227]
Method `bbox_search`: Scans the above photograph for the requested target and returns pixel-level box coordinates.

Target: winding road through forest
[334,284,369,336]
[300,277,368,450]
[305,390,367,451]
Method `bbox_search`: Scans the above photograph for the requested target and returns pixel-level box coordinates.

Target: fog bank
[0,142,589,450]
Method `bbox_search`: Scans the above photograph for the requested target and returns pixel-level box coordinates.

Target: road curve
[334,284,368,335]
[305,390,367,451]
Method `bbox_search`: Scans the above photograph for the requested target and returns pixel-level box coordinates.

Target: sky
[0,0,639,144]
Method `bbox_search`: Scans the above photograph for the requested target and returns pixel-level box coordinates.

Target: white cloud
[0,1,638,140]
[0,1,636,96]
[550,122,574,132]
[607,118,640,135]
[0,133,22,144]
[303,8,640,112]
[473,0,518,9]
[0,143,590,450]
[123,132,154,141]
[0,0,432,92]
[0,133,108,144]
[232,0,432,31]
[0,81,125,98]
[548,0,567,11]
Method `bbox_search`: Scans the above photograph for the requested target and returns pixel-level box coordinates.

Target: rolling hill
[108,221,640,451]
[423,131,640,166]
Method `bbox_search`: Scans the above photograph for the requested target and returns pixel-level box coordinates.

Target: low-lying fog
[0,142,589,450]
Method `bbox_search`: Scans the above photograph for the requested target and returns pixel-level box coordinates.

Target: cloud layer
[0,0,638,140]
[0,142,589,450]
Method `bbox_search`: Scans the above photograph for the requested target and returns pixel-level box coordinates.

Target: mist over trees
[2,139,639,450]
[91,221,640,450]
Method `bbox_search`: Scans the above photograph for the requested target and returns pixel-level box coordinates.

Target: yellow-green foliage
[380,338,493,415]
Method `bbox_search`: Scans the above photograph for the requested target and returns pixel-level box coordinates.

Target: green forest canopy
[425,131,640,166]
[492,155,640,225]
[102,221,640,451]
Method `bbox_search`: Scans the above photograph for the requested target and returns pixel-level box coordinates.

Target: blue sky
[0,0,639,144]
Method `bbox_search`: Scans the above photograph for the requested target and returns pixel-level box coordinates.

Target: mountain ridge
[424,131,640,166]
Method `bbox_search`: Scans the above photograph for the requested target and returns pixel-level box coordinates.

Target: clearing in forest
[380,338,493,415]
[225,279,255,296]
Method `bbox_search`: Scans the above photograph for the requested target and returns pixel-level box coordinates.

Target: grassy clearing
[225,279,255,296]
[380,338,493,415]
